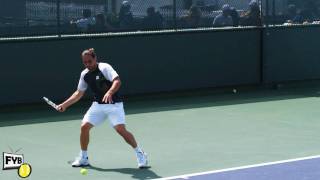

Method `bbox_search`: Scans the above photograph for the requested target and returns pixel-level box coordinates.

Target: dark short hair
[82,48,96,58]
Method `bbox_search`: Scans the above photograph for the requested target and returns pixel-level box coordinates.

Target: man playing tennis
[57,48,148,168]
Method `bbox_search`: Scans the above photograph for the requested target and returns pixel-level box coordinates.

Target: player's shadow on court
[88,165,162,179]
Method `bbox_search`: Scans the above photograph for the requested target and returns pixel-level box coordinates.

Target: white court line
[154,154,320,180]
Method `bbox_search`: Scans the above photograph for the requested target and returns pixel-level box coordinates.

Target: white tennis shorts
[82,102,125,127]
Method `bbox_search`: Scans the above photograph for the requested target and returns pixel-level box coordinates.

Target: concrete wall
[0,28,261,105]
[263,25,320,83]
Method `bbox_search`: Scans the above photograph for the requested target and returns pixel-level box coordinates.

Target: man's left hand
[102,91,114,104]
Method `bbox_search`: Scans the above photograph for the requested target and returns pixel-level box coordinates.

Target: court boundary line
[155,154,320,180]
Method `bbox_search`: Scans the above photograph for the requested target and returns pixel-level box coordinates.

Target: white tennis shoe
[71,156,90,167]
[136,150,148,168]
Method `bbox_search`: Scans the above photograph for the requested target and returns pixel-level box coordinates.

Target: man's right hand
[57,104,66,112]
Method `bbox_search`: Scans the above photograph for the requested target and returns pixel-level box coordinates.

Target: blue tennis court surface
[157,155,320,180]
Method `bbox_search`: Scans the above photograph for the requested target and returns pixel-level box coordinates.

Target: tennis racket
[43,97,60,111]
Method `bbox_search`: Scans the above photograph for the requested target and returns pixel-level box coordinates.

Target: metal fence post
[272,0,275,25]
[265,0,269,27]
[104,0,108,15]
[57,0,61,36]
[173,0,177,29]
[261,0,269,84]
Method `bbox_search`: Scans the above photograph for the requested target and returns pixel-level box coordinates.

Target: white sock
[80,150,88,158]
[134,146,142,153]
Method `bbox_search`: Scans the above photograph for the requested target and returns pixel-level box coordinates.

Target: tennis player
[57,48,148,168]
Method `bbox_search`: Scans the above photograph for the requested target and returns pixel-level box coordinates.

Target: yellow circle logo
[18,163,32,178]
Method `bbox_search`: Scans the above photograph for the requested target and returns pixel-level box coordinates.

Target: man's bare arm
[57,90,85,112]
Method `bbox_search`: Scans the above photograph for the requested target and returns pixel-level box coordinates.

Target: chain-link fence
[1,0,319,37]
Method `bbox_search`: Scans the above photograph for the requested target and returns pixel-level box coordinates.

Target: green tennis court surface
[1,84,320,180]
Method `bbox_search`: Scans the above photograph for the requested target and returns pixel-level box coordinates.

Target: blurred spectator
[89,13,114,32]
[286,4,298,21]
[229,7,240,27]
[285,4,304,23]
[240,0,261,26]
[180,5,202,28]
[299,8,315,23]
[92,13,106,32]
[70,9,96,32]
[287,0,319,21]
[303,0,318,21]
[213,4,233,27]
[183,0,193,10]
[142,6,163,30]
[106,12,119,28]
[118,1,134,30]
